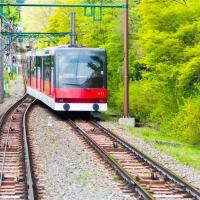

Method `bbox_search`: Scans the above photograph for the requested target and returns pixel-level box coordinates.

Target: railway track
[68,119,200,200]
[0,95,36,199]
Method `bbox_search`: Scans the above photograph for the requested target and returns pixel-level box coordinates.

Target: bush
[166,96,200,144]
[3,70,10,93]
[112,81,156,122]
[129,81,157,122]
[3,70,9,82]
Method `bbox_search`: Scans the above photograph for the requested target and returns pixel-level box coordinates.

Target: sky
[21,0,62,32]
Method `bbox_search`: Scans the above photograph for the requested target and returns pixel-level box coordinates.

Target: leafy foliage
[166,93,200,143]
[133,0,200,142]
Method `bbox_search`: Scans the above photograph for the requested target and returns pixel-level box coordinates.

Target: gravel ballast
[100,121,200,190]
[29,105,135,200]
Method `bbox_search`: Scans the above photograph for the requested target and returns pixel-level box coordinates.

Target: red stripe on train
[54,88,107,99]
[28,77,107,103]
[55,88,107,103]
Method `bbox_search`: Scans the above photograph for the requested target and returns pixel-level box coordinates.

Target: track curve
[0,95,36,199]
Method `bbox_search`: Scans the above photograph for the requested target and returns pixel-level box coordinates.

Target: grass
[100,110,121,122]
[124,126,200,171]
[3,72,19,94]
[76,170,97,192]
[100,110,200,171]
[112,171,120,182]
[77,170,91,183]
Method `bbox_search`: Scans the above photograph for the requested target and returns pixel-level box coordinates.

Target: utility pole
[70,12,76,47]
[0,0,4,103]
[119,0,134,126]
[124,0,129,117]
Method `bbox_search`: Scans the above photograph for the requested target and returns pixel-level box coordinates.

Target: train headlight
[93,104,99,111]
[63,104,70,111]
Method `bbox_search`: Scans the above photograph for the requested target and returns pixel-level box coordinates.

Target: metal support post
[70,12,76,47]
[10,49,13,79]
[0,3,125,8]
[0,0,3,103]
[124,0,129,117]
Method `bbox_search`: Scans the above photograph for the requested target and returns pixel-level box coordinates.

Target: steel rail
[0,94,28,186]
[0,108,16,187]
[68,119,154,200]
[0,94,36,199]
[0,112,13,186]
[22,99,36,200]
[91,120,200,200]
[0,94,27,131]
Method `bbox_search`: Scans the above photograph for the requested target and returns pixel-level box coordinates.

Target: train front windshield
[57,51,106,88]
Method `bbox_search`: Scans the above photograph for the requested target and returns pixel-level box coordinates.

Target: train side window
[44,56,50,81]
[36,56,42,77]
[31,56,36,78]
[27,57,30,79]
[50,56,54,87]
[36,56,42,88]
[50,56,54,80]
[36,56,42,68]
[27,57,30,84]
[43,56,51,93]
[51,56,54,68]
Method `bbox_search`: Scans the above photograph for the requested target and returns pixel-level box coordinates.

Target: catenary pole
[70,12,76,46]
[124,0,129,117]
[0,0,3,103]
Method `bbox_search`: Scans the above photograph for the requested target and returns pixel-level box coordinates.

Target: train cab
[26,46,107,111]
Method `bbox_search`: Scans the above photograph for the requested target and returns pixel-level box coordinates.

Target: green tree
[132,0,200,141]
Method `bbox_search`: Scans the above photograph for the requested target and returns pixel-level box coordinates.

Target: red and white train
[25,46,107,111]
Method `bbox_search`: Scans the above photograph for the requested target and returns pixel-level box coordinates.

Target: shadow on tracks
[34,99,102,121]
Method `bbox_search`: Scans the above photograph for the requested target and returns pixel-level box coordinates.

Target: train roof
[27,45,106,57]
